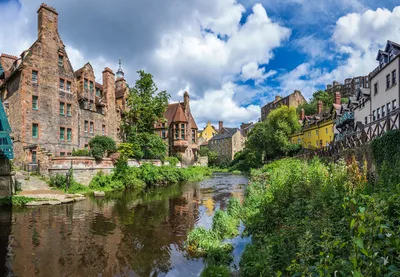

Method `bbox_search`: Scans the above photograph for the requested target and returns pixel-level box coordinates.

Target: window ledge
[386,82,397,91]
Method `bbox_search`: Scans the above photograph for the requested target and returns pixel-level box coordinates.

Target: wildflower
[386,233,392,238]
[382,256,389,265]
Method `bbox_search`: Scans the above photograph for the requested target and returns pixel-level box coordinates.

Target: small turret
[116,58,124,79]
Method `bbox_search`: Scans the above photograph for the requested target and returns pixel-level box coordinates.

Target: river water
[0,173,249,277]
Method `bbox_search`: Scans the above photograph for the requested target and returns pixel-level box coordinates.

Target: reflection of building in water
[0,208,12,277]
[203,198,215,216]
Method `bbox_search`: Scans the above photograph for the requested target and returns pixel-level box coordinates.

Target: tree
[89,135,117,160]
[121,70,170,141]
[120,70,170,159]
[242,106,301,165]
[297,90,333,115]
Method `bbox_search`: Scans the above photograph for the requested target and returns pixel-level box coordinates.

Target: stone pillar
[0,159,12,197]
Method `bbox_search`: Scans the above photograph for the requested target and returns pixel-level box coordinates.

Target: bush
[88,135,117,160]
[165,156,180,167]
[49,172,90,194]
[212,210,239,239]
[72,149,90,157]
[200,265,230,277]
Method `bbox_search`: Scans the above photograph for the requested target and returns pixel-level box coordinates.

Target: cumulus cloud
[241,61,277,82]
[276,6,400,99]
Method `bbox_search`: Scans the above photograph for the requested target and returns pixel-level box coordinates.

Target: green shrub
[88,135,117,160]
[165,156,180,166]
[49,172,90,194]
[200,265,230,277]
[186,227,220,253]
[212,210,239,239]
[72,149,90,157]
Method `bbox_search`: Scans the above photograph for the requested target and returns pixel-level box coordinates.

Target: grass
[0,196,51,207]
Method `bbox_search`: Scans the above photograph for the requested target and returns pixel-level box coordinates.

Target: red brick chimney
[300,108,305,120]
[218,121,223,132]
[335,91,341,105]
[317,100,323,114]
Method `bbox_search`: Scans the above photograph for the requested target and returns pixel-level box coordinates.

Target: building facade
[0,4,124,166]
[325,75,370,98]
[261,90,306,121]
[198,121,218,142]
[290,101,335,149]
[208,122,246,162]
[154,92,199,166]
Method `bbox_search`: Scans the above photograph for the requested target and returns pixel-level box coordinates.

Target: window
[66,81,71,92]
[192,129,196,143]
[162,129,166,139]
[60,152,65,157]
[58,55,63,67]
[316,140,318,147]
[60,127,65,140]
[393,99,397,110]
[84,144,89,149]
[32,70,38,83]
[181,126,185,140]
[67,128,72,141]
[377,108,380,119]
[373,110,376,121]
[325,128,328,134]
[32,123,39,138]
[60,102,65,115]
[31,150,37,164]
[96,88,101,97]
[175,125,179,139]
[90,81,94,93]
[84,120,88,132]
[32,96,38,110]
[84,79,88,89]
[59,79,64,90]
[67,104,72,116]
[316,130,318,136]
[102,124,106,135]
[386,74,391,89]
[365,117,368,124]
[90,122,94,133]
[374,83,378,94]
[382,105,386,117]
[387,102,391,113]
[393,70,397,85]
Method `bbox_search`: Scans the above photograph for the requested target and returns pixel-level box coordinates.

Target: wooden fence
[296,108,400,159]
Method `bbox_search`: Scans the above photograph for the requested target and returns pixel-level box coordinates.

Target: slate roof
[209,127,238,141]
[155,102,198,129]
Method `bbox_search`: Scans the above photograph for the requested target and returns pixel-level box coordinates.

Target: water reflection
[4,173,248,277]
[0,207,12,277]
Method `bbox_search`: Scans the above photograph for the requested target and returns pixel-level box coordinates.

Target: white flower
[382,256,389,265]
[334,270,338,277]
[386,233,392,238]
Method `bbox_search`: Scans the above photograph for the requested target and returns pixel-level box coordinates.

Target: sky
[1,0,400,129]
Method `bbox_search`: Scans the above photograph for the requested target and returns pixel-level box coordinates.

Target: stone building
[154,92,199,166]
[325,75,370,98]
[208,121,245,163]
[261,90,306,121]
[0,4,124,166]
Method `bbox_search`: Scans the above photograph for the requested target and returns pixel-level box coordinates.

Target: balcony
[173,139,188,149]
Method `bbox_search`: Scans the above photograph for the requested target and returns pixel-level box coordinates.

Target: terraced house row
[0,3,200,166]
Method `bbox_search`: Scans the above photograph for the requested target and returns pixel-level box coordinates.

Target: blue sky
[0,0,399,128]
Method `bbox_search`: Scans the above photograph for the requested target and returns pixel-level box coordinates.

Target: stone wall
[194,156,208,166]
[47,157,183,186]
[0,159,12,197]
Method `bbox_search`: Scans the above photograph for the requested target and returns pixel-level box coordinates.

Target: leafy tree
[119,70,170,159]
[121,70,170,141]
[297,90,334,115]
[88,135,117,160]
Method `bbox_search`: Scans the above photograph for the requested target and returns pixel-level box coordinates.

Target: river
[0,173,249,277]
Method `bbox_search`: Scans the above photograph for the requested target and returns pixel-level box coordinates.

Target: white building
[353,40,400,126]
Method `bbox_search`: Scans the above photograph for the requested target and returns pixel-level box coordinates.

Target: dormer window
[58,55,64,67]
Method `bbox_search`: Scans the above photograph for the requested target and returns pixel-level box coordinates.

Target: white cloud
[191,82,261,127]
[241,61,277,82]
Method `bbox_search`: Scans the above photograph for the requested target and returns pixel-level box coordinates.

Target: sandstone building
[208,121,246,163]
[154,92,199,165]
[0,4,127,166]
[261,90,306,121]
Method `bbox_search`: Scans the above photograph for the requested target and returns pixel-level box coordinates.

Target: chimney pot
[218,121,223,132]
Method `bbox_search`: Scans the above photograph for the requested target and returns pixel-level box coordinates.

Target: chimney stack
[183,91,190,112]
[317,100,323,114]
[218,121,223,132]
[37,4,59,41]
[335,91,341,105]
[300,108,305,120]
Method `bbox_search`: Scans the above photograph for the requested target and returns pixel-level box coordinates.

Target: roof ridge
[1,54,18,60]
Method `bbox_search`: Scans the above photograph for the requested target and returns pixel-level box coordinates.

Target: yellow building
[290,105,335,149]
[198,121,218,141]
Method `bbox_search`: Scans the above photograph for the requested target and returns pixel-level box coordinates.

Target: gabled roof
[173,103,188,122]
[210,127,238,141]
[356,87,370,101]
